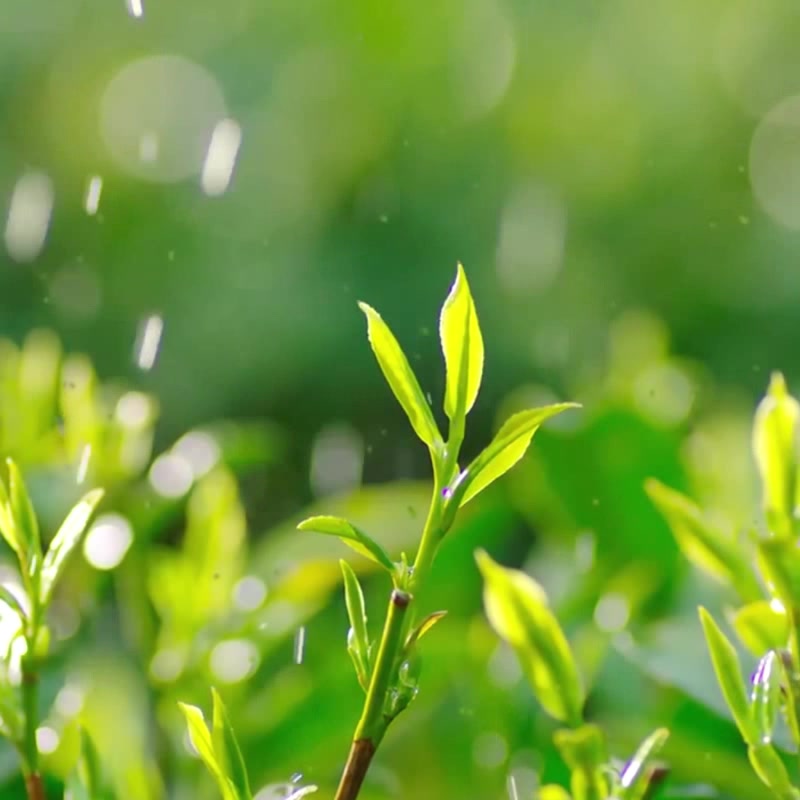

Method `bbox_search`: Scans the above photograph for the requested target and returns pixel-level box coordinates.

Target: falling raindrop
[4,171,54,263]
[201,118,242,196]
[293,626,306,664]
[84,176,103,216]
[134,314,164,370]
[125,0,143,17]
[76,444,92,485]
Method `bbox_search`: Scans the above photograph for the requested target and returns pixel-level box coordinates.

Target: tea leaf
[646,480,760,601]
[618,728,669,800]
[476,549,583,725]
[453,404,579,510]
[404,610,447,653]
[748,743,798,798]
[178,702,239,800]
[211,688,251,800]
[297,516,394,573]
[758,539,800,611]
[340,560,371,690]
[5,459,41,580]
[40,488,105,606]
[750,651,780,746]
[753,372,800,537]
[698,607,758,746]
[358,302,442,450]
[731,601,789,658]
[553,724,608,800]
[65,727,103,800]
[538,787,572,800]
[439,263,483,424]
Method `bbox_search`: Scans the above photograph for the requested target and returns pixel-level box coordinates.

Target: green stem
[334,590,411,800]
[21,651,43,800]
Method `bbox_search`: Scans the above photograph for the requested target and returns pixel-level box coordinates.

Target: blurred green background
[2,0,800,797]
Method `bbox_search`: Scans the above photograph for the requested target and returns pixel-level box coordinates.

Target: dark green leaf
[297,516,394,572]
[358,302,442,450]
[646,479,760,601]
[439,263,483,424]
[476,549,583,725]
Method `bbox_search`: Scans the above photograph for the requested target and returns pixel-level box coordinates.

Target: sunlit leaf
[731,601,789,658]
[476,549,583,725]
[538,786,572,800]
[0,585,26,621]
[297,515,394,572]
[358,302,442,450]
[452,404,579,510]
[698,607,758,746]
[65,727,103,800]
[178,702,239,800]
[40,488,105,606]
[404,610,447,653]
[618,728,669,800]
[5,459,41,579]
[750,651,780,746]
[753,372,800,537]
[758,539,800,611]
[212,688,251,800]
[340,560,371,691]
[553,724,608,800]
[439,263,484,424]
[646,480,761,601]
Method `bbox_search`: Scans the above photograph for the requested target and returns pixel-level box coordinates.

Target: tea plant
[296,264,577,799]
[476,550,670,800]
[648,373,800,799]
[0,460,103,799]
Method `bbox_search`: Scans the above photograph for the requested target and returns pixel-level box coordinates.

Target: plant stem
[21,652,44,800]
[334,590,410,800]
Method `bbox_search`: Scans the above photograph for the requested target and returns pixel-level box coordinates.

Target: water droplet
[210,639,259,684]
[83,514,134,571]
[134,314,164,371]
[5,171,53,263]
[84,175,103,215]
[233,576,267,611]
[293,626,306,664]
[36,726,59,755]
[125,0,143,17]
[76,443,92,485]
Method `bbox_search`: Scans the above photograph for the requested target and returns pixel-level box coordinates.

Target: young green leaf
[553,724,609,800]
[618,728,669,800]
[645,479,761,601]
[5,459,41,579]
[0,585,26,621]
[297,516,394,573]
[40,488,105,606]
[731,601,789,658]
[753,372,800,537]
[538,787,572,800]
[450,404,579,512]
[476,549,584,726]
[758,539,800,611]
[178,702,238,800]
[404,610,447,653]
[0,478,20,560]
[358,302,442,450]
[439,263,484,425]
[748,743,798,799]
[340,560,371,691]
[211,688,251,800]
[750,651,780,746]
[698,607,758,746]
